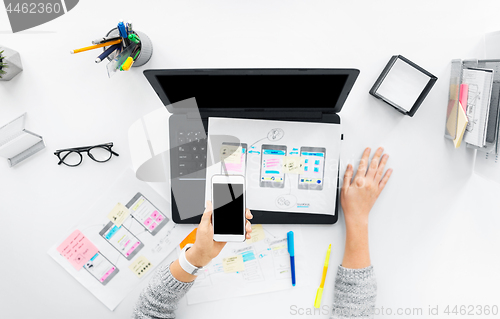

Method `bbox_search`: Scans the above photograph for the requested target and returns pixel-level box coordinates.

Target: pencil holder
[105,28,153,67]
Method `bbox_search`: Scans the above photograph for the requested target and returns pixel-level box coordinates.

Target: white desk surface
[1,1,500,318]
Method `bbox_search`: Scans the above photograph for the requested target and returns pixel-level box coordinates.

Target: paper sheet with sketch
[205,118,341,215]
[462,68,494,147]
[184,225,309,304]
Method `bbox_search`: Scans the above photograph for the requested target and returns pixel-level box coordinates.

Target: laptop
[144,69,359,224]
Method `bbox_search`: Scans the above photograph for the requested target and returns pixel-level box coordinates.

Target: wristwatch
[179,244,205,275]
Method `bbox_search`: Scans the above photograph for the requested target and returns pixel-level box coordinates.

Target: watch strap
[179,244,204,275]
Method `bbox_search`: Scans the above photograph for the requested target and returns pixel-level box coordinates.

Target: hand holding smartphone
[211,175,246,242]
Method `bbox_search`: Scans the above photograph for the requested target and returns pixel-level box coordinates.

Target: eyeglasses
[54,142,119,167]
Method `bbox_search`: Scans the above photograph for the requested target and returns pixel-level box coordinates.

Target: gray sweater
[133,263,376,319]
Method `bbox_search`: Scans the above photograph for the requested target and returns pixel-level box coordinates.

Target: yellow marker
[120,57,134,71]
[70,39,122,54]
[314,244,331,308]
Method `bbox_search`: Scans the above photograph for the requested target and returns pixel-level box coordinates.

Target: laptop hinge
[193,110,324,120]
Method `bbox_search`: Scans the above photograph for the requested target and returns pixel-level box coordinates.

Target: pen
[287,231,296,286]
[131,45,141,61]
[92,36,121,45]
[95,44,121,63]
[314,244,331,308]
[127,20,133,35]
[120,57,133,71]
[117,20,128,38]
[70,39,122,54]
[118,20,129,48]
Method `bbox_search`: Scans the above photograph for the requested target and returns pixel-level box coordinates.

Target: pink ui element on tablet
[156,215,164,223]
[57,230,99,271]
[100,267,116,282]
[149,222,157,231]
[144,218,153,226]
[123,240,131,249]
[126,242,141,257]
[151,211,159,219]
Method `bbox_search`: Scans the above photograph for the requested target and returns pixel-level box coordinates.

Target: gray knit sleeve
[331,265,377,319]
[133,262,194,319]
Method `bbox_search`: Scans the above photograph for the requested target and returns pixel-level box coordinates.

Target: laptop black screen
[155,74,349,110]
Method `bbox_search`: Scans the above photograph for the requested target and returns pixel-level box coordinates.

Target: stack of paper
[462,68,495,148]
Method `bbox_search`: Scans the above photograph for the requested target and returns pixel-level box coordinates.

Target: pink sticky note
[149,222,157,231]
[151,211,159,219]
[459,84,469,113]
[57,230,99,271]
[144,218,152,226]
[156,215,164,223]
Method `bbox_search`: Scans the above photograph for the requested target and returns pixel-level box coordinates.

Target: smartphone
[220,142,247,175]
[99,222,144,260]
[298,147,326,190]
[260,144,287,188]
[126,193,169,236]
[83,252,119,286]
[211,175,246,242]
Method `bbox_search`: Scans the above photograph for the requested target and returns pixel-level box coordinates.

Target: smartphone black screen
[213,183,244,235]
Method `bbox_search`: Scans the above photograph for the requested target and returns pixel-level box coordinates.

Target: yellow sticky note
[245,224,266,244]
[128,256,153,278]
[222,255,245,273]
[283,156,305,174]
[220,145,242,164]
[453,102,469,148]
[107,203,130,227]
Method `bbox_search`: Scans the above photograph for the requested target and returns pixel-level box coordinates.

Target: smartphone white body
[211,175,246,242]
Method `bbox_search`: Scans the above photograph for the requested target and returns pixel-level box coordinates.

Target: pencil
[70,39,122,54]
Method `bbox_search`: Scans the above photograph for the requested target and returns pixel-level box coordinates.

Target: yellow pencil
[314,244,331,308]
[70,39,122,54]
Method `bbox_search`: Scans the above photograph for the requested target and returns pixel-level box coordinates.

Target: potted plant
[0,46,23,81]
[0,51,7,79]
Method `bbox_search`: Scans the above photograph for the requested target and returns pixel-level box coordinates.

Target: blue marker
[287,231,296,286]
[118,20,128,38]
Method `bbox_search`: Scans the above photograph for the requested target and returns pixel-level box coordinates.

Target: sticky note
[107,203,130,227]
[245,224,265,244]
[220,145,242,164]
[128,256,153,278]
[283,156,305,174]
[453,103,469,148]
[446,100,459,138]
[56,230,99,271]
[180,228,197,250]
[222,255,245,273]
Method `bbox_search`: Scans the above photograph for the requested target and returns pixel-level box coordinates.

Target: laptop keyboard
[177,130,207,178]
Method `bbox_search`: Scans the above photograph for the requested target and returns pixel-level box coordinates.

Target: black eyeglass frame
[54,142,119,167]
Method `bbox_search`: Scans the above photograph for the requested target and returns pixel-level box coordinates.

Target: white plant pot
[0,46,23,81]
